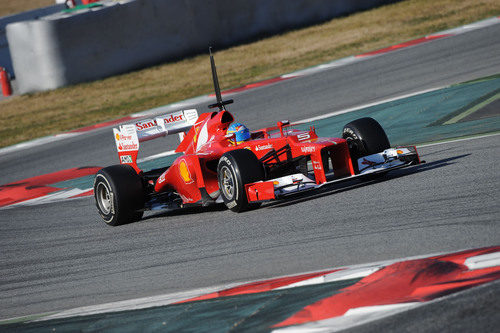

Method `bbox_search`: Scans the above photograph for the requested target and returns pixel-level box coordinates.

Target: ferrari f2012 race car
[94,50,422,226]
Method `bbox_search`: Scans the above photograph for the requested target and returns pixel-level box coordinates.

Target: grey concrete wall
[0,4,65,77]
[7,0,399,94]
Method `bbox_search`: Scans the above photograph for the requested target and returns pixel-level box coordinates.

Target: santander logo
[135,114,184,131]
[135,120,157,131]
[163,114,184,124]
[118,143,138,151]
[255,144,273,151]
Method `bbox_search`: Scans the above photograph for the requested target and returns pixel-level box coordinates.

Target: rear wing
[133,109,198,142]
[113,109,198,172]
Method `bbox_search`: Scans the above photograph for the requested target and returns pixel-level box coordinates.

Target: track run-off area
[0,18,499,332]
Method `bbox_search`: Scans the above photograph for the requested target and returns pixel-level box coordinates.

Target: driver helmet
[227,122,250,144]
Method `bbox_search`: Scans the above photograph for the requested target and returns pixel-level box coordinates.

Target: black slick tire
[342,117,390,174]
[93,164,144,226]
[217,149,265,212]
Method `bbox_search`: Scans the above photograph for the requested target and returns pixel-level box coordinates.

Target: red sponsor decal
[118,143,138,151]
[163,114,184,124]
[135,114,184,131]
[135,120,158,131]
[301,146,315,153]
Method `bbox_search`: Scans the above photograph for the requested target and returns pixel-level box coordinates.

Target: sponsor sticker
[301,146,316,153]
[116,133,133,141]
[109,192,115,214]
[114,126,139,152]
[135,119,158,131]
[118,143,138,151]
[255,144,273,151]
[220,156,232,166]
[343,128,358,139]
[297,133,311,141]
[120,155,133,164]
[161,113,184,124]
[313,161,322,170]
[157,173,166,184]
[179,193,194,203]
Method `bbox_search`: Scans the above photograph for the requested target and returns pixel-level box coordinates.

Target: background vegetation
[1,0,499,147]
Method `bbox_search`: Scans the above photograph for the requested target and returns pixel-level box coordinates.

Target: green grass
[0,0,54,17]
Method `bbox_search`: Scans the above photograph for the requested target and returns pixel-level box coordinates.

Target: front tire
[342,117,390,174]
[217,149,265,212]
[94,165,144,226]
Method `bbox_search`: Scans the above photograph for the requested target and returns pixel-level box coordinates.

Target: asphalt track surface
[1,23,500,321]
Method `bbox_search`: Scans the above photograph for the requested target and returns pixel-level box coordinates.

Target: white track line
[0,188,92,210]
[465,252,500,270]
[294,87,445,125]
[0,133,79,156]
[416,132,500,148]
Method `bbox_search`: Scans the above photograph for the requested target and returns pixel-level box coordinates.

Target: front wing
[245,146,421,202]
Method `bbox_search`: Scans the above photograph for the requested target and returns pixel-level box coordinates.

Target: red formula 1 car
[93,50,421,226]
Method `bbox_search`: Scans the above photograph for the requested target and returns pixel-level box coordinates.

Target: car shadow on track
[141,202,228,221]
[265,153,470,209]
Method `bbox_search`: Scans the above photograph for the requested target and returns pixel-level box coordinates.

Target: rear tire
[217,149,265,212]
[342,117,390,174]
[94,165,144,226]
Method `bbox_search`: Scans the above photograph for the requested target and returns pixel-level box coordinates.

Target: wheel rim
[96,182,112,214]
[221,166,235,199]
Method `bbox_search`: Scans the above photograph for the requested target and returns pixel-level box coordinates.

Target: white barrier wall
[7,0,398,93]
[0,4,64,77]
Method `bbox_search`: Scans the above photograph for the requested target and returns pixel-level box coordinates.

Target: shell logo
[115,133,120,141]
[179,160,193,184]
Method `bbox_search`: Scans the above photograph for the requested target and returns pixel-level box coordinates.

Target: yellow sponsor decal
[179,159,193,184]
[115,133,120,141]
